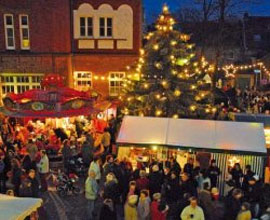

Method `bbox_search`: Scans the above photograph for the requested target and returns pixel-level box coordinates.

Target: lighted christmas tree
[121,5,215,118]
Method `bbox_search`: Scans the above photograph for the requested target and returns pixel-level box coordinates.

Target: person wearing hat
[151,193,168,220]
[124,195,138,220]
[207,159,220,188]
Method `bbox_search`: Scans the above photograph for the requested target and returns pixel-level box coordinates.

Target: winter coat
[103,180,121,204]
[85,177,98,200]
[99,202,117,220]
[180,179,198,197]
[207,166,220,188]
[89,161,101,180]
[151,201,167,220]
[124,195,138,220]
[81,141,93,165]
[224,195,241,220]
[236,210,252,220]
[37,155,49,174]
[149,171,163,196]
[137,197,151,220]
[136,177,149,192]
[166,178,181,203]
[198,190,215,220]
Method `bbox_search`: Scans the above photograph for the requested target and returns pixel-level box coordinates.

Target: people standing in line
[37,150,49,192]
[85,170,99,220]
[207,159,221,188]
[180,197,205,220]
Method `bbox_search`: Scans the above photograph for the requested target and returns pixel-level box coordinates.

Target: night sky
[144,0,270,23]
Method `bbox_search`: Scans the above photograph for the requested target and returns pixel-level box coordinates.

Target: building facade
[0,0,142,98]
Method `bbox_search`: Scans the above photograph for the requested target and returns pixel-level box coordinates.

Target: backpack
[0,160,5,173]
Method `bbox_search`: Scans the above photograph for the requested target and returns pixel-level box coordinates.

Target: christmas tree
[121,5,215,119]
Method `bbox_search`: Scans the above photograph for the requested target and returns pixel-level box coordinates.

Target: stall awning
[117,116,267,154]
[0,194,42,220]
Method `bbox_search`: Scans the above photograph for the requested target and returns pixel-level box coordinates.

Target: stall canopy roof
[117,116,266,154]
[0,194,42,220]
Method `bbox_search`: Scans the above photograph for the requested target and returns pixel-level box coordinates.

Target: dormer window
[99,17,112,37]
[80,17,93,37]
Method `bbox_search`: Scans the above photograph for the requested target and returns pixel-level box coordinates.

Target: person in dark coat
[149,164,163,198]
[224,188,243,220]
[81,136,94,167]
[20,169,39,198]
[166,171,180,204]
[207,159,221,188]
[180,172,198,197]
[11,158,22,196]
[245,176,262,218]
[230,163,243,188]
[242,165,255,192]
[184,158,194,177]
[103,173,121,204]
[62,139,71,173]
[99,199,117,220]
[170,158,181,177]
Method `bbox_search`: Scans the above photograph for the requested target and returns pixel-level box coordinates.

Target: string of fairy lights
[220,62,270,78]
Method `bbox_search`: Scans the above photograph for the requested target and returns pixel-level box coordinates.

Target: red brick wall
[73,54,138,97]
[0,0,71,53]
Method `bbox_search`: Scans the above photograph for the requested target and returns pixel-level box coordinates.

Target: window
[74,72,92,91]
[80,17,93,37]
[99,17,113,37]
[109,72,125,96]
[253,34,261,42]
[4,14,15,50]
[19,15,30,50]
[0,74,43,95]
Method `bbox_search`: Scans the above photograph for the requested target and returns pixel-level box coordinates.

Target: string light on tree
[121,4,214,118]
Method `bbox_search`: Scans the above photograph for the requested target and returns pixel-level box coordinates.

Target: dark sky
[144,0,270,23]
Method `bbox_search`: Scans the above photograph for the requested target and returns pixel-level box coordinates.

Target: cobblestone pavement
[40,178,91,220]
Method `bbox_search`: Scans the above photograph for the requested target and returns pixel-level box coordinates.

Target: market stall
[0,194,42,220]
[117,116,267,195]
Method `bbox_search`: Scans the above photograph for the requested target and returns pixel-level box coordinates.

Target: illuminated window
[19,15,30,50]
[109,72,125,96]
[74,72,92,91]
[0,74,43,95]
[4,14,15,50]
[99,17,113,37]
[80,17,93,37]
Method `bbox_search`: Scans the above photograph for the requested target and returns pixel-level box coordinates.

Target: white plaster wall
[73,3,133,49]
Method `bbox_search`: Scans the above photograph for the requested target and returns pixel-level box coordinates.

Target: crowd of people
[216,86,270,120]
[86,154,270,220]
[1,114,270,220]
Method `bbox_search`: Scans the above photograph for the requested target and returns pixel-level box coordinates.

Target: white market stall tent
[117,116,267,195]
[0,194,42,220]
[117,116,266,154]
